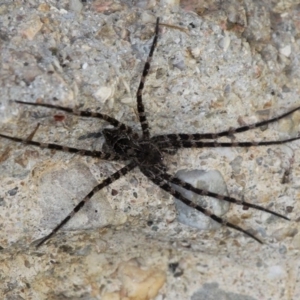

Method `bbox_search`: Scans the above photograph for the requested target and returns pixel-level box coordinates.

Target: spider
[1,18,299,248]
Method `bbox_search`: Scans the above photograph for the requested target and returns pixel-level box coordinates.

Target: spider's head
[103,128,132,157]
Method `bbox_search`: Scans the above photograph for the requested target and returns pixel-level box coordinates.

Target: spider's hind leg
[142,167,264,244]
[35,162,136,247]
[160,170,289,220]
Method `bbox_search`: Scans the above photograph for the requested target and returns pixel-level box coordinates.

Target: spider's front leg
[14,100,132,133]
[135,17,160,139]
[0,99,135,160]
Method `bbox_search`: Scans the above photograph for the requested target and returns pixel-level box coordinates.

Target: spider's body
[103,128,163,167]
[1,18,299,247]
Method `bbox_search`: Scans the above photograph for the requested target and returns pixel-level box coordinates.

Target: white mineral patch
[267,265,286,280]
[36,162,126,232]
[279,45,291,57]
[93,85,115,105]
[172,169,229,230]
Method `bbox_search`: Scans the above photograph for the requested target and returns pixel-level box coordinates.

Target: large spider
[1,18,299,248]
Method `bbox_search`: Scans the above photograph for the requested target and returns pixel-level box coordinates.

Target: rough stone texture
[1,0,300,299]
[173,169,230,231]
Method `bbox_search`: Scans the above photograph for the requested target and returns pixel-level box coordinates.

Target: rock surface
[0,1,300,299]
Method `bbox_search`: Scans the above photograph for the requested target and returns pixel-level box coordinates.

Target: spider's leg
[151,105,300,143]
[35,161,136,247]
[159,169,289,220]
[136,17,160,139]
[158,136,300,149]
[141,168,263,243]
[25,123,40,141]
[14,101,132,133]
[0,133,121,160]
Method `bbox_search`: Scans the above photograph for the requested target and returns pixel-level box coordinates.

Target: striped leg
[25,123,40,141]
[0,133,121,160]
[141,167,263,243]
[151,105,300,144]
[136,17,160,139]
[36,161,136,247]
[15,101,132,133]
[158,136,300,150]
[158,169,289,220]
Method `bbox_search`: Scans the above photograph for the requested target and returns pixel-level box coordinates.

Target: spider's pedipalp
[25,122,41,141]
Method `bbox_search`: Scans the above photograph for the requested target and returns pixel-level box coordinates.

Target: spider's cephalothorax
[103,128,163,167]
[1,17,299,247]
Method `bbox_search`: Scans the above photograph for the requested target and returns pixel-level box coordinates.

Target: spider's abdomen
[103,128,163,167]
[136,141,163,167]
